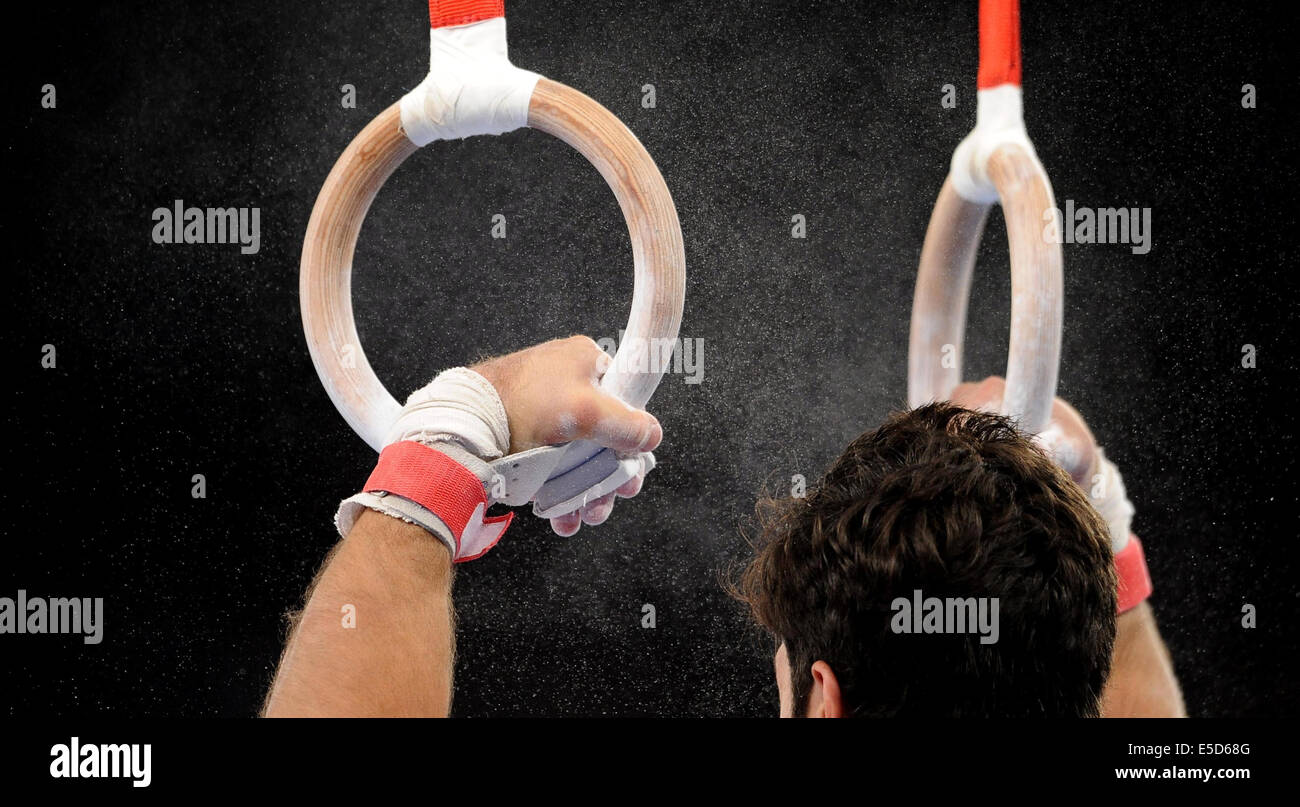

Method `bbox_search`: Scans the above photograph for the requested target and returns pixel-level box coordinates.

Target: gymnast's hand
[472,336,662,536]
[948,376,1098,486]
[949,376,1133,553]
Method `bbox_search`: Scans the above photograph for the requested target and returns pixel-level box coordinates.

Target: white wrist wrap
[399,17,542,146]
[1089,447,1136,554]
[950,85,1040,204]
[384,367,510,460]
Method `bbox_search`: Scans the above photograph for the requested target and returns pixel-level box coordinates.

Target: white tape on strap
[488,442,655,519]
[950,85,1038,204]
[399,17,542,146]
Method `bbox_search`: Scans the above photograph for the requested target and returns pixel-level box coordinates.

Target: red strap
[1114,534,1153,613]
[428,0,504,29]
[977,0,1021,89]
[363,441,513,561]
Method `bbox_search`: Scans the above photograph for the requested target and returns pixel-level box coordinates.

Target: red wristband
[364,441,513,562]
[1114,534,1153,613]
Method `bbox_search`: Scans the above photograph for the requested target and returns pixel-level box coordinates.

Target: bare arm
[1101,602,1186,717]
[264,510,454,717]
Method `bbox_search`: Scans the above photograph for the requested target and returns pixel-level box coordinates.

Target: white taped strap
[385,367,510,459]
[950,84,1039,203]
[399,17,542,146]
[487,441,655,519]
[1090,447,1135,554]
[533,448,654,520]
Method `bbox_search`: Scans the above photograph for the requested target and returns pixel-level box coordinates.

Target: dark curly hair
[737,402,1117,717]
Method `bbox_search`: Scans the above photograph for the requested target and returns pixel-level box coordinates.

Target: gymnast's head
[736,400,1117,717]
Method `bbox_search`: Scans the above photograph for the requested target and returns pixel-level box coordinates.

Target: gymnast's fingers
[550,510,582,537]
[616,473,644,498]
[558,392,662,454]
[580,492,617,526]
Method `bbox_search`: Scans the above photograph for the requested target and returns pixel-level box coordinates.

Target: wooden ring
[907,143,1063,433]
[300,78,686,451]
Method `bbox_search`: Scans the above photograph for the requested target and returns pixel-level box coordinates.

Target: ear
[806,660,845,718]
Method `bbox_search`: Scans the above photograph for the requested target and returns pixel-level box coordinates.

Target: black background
[3,0,1296,717]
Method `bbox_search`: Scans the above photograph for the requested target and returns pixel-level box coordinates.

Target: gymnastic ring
[300,75,685,452]
[907,0,1061,434]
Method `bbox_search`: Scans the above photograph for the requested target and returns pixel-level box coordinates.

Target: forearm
[264,510,455,717]
[1101,601,1185,717]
